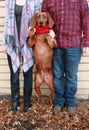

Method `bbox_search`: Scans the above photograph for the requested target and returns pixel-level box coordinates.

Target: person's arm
[27,0,40,42]
[81,0,89,46]
[41,0,48,12]
[34,0,41,13]
[42,0,56,39]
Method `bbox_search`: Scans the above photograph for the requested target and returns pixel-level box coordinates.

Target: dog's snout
[39,21,43,26]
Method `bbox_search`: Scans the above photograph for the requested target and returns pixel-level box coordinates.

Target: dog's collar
[35,24,50,34]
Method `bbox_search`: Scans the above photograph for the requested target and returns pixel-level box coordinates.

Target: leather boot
[11,87,20,111]
[23,87,32,112]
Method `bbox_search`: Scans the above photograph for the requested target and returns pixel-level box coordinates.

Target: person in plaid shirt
[42,0,89,116]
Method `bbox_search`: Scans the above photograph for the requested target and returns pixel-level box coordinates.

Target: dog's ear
[47,13,54,28]
[30,13,38,27]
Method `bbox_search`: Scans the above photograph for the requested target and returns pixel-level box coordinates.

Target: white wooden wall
[0,0,89,99]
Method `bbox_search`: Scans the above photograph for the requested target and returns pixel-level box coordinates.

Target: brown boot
[68,108,76,117]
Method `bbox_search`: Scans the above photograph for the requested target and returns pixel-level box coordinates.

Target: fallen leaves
[0,96,89,130]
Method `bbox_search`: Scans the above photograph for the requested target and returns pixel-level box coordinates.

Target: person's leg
[64,46,82,116]
[52,48,65,110]
[7,54,20,111]
[23,65,33,112]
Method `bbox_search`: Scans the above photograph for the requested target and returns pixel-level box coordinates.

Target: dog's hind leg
[34,73,43,103]
[48,83,54,105]
[44,72,54,105]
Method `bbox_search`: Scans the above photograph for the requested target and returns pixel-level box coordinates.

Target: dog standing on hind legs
[28,12,57,105]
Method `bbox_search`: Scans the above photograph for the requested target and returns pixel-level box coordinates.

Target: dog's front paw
[28,27,36,37]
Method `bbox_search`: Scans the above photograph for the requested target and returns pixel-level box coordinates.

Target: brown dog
[28,12,57,105]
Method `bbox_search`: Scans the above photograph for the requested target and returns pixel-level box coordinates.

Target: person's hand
[49,29,55,38]
[2,46,7,53]
[82,47,89,55]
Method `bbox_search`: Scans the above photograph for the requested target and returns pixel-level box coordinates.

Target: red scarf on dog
[35,24,49,34]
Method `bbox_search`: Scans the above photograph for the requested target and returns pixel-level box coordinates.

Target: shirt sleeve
[34,0,41,13]
[81,0,89,47]
[41,0,48,12]
[2,0,9,46]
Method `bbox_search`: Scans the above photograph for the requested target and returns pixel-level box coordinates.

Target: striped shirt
[42,0,89,48]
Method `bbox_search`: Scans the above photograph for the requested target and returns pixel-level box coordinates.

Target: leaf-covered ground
[0,95,89,130]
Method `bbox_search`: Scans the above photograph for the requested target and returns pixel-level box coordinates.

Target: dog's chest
[34,34,51,53]
[33,34,53,69]
[35,34,47,42]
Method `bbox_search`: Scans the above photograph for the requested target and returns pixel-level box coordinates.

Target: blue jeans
[7,54,33,90]
[53,46,82,108]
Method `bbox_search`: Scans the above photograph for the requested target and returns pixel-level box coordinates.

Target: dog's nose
[39,21,43,26]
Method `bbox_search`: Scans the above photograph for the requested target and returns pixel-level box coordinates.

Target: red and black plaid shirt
[42,0,89,48]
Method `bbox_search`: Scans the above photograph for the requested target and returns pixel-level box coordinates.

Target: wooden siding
[0,0,89,99]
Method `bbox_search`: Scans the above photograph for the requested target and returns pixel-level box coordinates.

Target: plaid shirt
[42,0,89,48]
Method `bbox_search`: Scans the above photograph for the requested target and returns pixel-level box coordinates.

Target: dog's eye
[36,15,40,19]
[43,15,47,19]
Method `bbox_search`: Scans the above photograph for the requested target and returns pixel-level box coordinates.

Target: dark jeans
[7,54,33,92]
[53,46,82,108]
